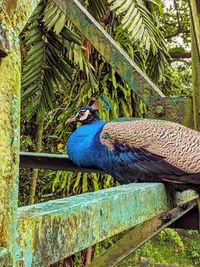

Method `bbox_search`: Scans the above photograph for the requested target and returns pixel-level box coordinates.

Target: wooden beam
[52,0,165,105]
[16,183,197,267]
[1,0,42,33]
[190,0,200,130]
[0,1,41,265]
[52,0,194,126]
[190,0,200,59]
[87,200,197,267]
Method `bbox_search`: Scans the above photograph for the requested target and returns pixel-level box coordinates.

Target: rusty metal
[87,200,197,267]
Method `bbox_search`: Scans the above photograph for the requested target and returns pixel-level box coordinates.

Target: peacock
[66,100,200,193]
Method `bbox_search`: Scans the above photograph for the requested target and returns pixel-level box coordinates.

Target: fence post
[190,0,200,130]
[0,1,41,265]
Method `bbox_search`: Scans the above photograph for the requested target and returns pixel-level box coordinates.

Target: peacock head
[66,101,100,124]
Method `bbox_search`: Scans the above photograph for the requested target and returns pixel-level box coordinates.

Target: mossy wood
[0,0,41,265]
[0,0,200,267]
[87,200,197,267]
[190,0,200,130]
[16,184,197,267]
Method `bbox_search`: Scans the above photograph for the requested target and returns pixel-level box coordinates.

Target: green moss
[120,229,200,267]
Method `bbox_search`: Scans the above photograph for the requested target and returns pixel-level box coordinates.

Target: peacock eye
[79,111,85,116]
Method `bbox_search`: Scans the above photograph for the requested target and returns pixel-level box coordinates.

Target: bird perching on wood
[66,99,200,193]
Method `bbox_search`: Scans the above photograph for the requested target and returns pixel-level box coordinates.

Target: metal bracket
[147,96,194,128]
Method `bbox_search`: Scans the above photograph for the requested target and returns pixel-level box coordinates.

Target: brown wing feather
[100,119,200,173]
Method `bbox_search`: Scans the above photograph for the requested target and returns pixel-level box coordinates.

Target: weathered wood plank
[0,1,41,265]
[52,0,165,104]
[87,200,197,267]
[51,0,194,126]
[0,248,11,267]
[190,0,200,130]
[1,0,42,33]
[16,183,197,267]
[190,0,200,59]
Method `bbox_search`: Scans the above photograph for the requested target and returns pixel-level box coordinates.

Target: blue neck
[67,119,106,167]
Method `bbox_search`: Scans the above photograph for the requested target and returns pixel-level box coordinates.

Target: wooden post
[0,1,41,265]
[190,0,200,130]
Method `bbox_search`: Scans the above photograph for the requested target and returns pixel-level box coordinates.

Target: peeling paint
[0,0,41,265]
[16,183,196,267]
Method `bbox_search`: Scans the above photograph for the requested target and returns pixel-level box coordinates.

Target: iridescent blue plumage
[67,119,106,168]
[66,103,200,192]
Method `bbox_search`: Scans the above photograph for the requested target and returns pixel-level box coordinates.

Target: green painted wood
[16,183,197,267]
[190,0,200,59]
[146,96,194,128]
[52,0,165,105]
[190,1,200,131]
[87,200,197,267]
[0,248,12,267]
[0,1,41,265]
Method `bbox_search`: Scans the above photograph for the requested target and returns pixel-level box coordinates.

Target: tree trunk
[28,118,44,205]
[85,246,93,265]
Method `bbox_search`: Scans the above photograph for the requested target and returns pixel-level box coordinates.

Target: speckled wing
[100,119,200,183]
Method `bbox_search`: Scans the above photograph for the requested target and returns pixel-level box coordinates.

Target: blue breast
[66,120,107,168]
[66,119,140,183]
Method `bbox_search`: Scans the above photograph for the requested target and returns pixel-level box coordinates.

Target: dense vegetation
[19,0,197,266]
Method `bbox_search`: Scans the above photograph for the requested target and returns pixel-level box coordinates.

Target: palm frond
[21,1,77,122]
[21,0,100,122]
[108,0,159,52]
[87,0,108,21]
[107,0,169,81]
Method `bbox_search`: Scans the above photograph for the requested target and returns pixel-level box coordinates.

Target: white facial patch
[78,109,91,121]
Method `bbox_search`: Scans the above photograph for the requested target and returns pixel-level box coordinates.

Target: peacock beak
[66,115,77,123]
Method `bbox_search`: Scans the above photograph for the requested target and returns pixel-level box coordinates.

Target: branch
[165,29,190,39]
[164,0,190,39]
[169,51,191,58]
[174,0,181,31]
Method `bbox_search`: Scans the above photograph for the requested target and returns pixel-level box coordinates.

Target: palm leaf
[107,0,169,81]
[87,0,108,21]
[21,1,77,122]
[108,0,162,52]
